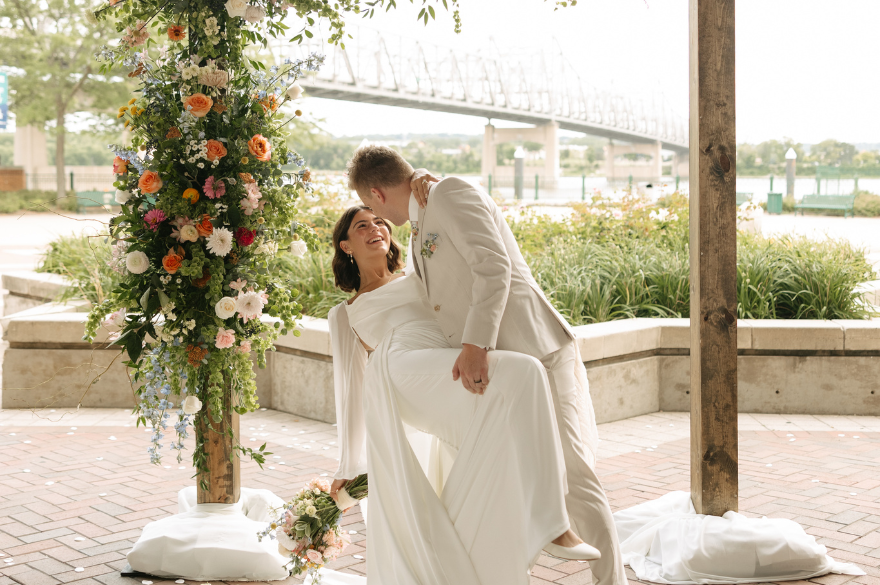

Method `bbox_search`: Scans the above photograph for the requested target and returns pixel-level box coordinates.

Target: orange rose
[138,170,163,194]
[247,134,271,162]
[205,139,227,162]
[195,214,214,237]
[182,188,200,204]
[183,93,213,118]
[162,246,184,274]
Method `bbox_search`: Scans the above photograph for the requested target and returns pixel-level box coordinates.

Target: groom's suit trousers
[541,340,627,585]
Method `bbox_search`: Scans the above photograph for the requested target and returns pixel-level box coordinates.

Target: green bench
[794,194,856,218]
[76,190,114,213]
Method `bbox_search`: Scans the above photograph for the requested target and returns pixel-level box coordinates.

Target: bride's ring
[421,180,428,186]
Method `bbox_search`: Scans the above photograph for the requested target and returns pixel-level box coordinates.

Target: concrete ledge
[4,300,879,424]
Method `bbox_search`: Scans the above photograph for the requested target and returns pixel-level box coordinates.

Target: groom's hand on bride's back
[410,168,440,208]
[453,344,489,395]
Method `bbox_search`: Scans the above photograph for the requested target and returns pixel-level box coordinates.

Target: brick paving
[1,408,879,585]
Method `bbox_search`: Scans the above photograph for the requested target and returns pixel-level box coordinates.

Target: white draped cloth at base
[126,487,290,581]
[614,491,865,584]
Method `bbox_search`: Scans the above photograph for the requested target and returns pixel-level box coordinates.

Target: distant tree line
[737,138,880,176]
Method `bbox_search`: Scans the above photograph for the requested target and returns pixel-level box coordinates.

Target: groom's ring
[473,379,482,384]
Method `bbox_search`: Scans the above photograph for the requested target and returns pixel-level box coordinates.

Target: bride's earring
[348,253,354,264]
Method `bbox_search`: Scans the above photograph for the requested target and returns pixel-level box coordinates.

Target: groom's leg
[541,342,627,585]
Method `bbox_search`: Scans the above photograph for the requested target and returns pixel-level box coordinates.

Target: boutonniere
[411,223,419,242]
[420,233,439,258]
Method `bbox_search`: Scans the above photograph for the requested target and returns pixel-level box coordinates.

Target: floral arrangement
[82,0,371,477]
[258,474,368,583]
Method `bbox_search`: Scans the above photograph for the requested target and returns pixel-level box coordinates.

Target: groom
[346,145,626,585]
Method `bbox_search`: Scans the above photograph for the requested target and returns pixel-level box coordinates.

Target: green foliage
[46,186,876,324]
[0,190,78,214]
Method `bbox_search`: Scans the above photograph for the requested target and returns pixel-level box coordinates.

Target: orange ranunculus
[195,214,214,237]
[183,93,213,118]
[247,134,271,162]
[113,156,128,175]
[138,170,163,194]
[167,25,186,41]
[162,246,184,274]
[205,139,227,162]
[182,188,200,204]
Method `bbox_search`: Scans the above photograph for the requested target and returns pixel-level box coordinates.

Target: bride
[326,205,599,584]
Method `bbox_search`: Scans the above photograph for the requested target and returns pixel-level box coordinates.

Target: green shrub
[0,190,79,214]
[39,234,120,305]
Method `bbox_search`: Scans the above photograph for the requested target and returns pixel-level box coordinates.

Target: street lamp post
[514,146,525,200]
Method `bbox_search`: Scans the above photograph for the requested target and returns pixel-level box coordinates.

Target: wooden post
[689,0,738,516]
[197,384,241,504]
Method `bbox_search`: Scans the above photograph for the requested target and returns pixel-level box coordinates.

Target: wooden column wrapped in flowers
[83,0,368,505]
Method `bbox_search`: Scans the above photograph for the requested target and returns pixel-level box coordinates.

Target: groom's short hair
[346,145,413,196]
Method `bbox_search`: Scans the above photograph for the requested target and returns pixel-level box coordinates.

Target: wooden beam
[689,0,739,516]
[197,384,241,504]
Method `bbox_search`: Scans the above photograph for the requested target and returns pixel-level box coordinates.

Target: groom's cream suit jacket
[408,177,572,359]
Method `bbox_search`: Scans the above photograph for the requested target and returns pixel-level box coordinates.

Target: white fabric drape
[615,491,865,584]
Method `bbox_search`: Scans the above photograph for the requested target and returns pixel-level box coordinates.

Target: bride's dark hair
[332,205,404,293]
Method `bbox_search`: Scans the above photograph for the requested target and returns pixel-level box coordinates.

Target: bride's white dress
[326,274,571,585]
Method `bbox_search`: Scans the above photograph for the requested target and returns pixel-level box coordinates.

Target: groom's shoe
[543,541,601,561]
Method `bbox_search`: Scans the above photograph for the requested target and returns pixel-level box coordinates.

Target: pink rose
[215,327,235,349]
[238,340,252,354]
[306,549,323,564]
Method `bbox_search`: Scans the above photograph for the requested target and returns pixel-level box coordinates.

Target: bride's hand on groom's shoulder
[410,168,440,208]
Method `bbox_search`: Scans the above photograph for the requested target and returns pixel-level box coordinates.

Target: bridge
[270,28,689,184]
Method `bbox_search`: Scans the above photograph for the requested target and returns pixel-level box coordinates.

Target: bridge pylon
[481,122,559,193]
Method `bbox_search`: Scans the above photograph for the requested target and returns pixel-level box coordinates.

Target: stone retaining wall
[3,272,879,423]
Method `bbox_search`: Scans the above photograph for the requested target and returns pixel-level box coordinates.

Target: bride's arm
[328,303,369,480]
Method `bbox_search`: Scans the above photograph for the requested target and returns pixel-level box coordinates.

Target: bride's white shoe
[543,541,601,561]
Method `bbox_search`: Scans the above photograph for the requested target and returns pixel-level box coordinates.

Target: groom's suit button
[433,305,441,312]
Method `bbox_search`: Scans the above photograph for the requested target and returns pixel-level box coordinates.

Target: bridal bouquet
[259,475,368,581]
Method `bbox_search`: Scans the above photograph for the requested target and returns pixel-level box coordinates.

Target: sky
[288,0,880,145]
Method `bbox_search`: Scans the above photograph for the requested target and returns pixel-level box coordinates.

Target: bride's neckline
[347,274,407,307]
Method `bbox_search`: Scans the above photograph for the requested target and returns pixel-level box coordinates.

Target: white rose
[215,296,237,319]
[225,0,247,18]
[286,83,304,101]
[180,225,199,243]
[305,505,317,517]
[244,5,266,22]
[125,251,150,274]
[290,240,308,258]
[115,189,133,204]
[182,395,202,415]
